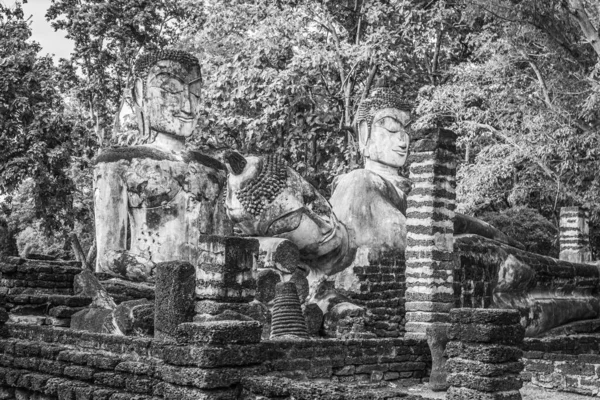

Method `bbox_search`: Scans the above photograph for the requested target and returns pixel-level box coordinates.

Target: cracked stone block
[154,261,195,340]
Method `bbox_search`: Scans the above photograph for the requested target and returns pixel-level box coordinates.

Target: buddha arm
[93,162,129,273]
[454,212,525,250]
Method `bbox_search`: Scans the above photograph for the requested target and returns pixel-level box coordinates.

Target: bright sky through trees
[4,0,73,60]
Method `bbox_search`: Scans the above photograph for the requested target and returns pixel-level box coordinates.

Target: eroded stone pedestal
[446,308,525,400]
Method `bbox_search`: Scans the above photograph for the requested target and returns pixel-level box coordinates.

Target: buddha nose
[181,93,192,114]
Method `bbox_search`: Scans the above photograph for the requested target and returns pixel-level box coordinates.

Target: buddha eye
[375,116,403,132]
[161,80,184,94]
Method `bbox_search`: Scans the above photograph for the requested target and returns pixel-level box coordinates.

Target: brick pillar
[446,308,525,400]
[404,128,457,340]
[559,207,592,263]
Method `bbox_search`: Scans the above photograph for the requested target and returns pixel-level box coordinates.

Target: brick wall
[333,248,406,338]
[453,234,600,336]
[261,337,429,385]
[0,324,264,399]
[522,334,600,396]
[0,323,430,399]
[0,257,92,328]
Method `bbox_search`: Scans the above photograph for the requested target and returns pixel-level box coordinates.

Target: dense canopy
[1,0,599,258]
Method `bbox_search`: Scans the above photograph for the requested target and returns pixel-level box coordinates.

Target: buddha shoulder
[93,146,178,165]
[93,147,225,171]
[332,169,400,197]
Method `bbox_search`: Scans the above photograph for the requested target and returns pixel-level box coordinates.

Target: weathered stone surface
[447,373,522,392]
[426,323,449,391]
[323,302,372,339]
[44,317,70,327]
[446,309,525,400]
[162,383,237,400]
[454,234,600,337]
[154,261,195,341]
[450,309,521,326]
[446,386,522,400]
[193,310,254,323]
[69,308,118,334]
[47,306,84,319]
[159,364,264,390]
[99,277,155,303]
[195,236,258,302]
[174,321,262,344]
[446,358,524,377]
[0,309,9,324]
[255,269,280,304]
[240,375,423,400]
[256,237,299,275]
[113,299,154,335]
[289,269,309,304]
[73,269,116,309]
[161,344,265,367]
[447,323,525,345]
[303,303,323,337]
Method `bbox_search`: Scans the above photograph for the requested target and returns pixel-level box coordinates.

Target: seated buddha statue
[93,50,231,282]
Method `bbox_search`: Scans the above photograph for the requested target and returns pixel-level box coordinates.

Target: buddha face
[359,108,411,168]
[135,60,202,138]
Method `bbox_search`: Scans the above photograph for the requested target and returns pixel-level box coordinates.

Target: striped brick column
[404,128,457,340]
[559,207,592,263]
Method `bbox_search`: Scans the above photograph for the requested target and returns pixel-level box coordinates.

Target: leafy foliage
[180,0,471,192]
[0,4,88,235]
[3,0,600,257]
[477,207,559,257]
[416,0,600,253]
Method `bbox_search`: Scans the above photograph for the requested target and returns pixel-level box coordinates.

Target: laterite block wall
[522,335,600,396]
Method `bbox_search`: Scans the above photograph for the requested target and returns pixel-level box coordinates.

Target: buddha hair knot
[236,154,288,217]
[133,49,201,80]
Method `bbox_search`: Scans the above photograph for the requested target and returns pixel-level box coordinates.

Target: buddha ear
[132,77,144,109]
[357,120,369,151]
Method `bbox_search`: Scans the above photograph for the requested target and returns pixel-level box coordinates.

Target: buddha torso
[330,168,410,252]
[94,146,231,274]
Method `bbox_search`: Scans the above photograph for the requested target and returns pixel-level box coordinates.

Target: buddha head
[131,50,202,144]
[355,80,412,169]
[223,151,347,272]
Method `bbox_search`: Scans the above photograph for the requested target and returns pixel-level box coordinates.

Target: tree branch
[524,56,553,108]
[469,122,558,181]
[431,25,443,84]
[568,0,600,57]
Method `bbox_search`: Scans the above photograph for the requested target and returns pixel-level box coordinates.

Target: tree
[180,0,471,192]
[416,0,600,255]
[0,3,87,235]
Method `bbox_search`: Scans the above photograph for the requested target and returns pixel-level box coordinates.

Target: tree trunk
[569,0,600,57]
[70,233,92,271]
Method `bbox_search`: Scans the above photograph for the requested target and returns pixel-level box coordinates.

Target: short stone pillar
[154,261,196,340]
[427,323,450,391]
[195,236,258,304]
[405,128,457,340]
[446,309,525,400]
[559,207,592,263]
[194,236,269,328]
[270,282,309,339]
